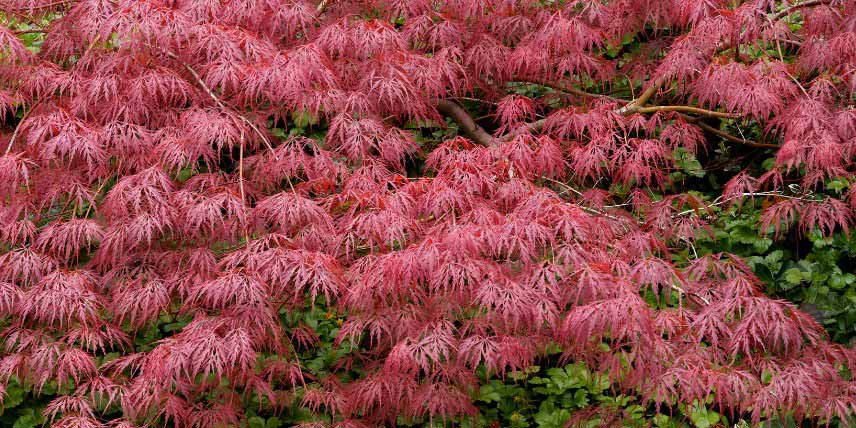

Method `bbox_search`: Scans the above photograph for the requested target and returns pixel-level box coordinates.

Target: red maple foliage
[1,0,855,427]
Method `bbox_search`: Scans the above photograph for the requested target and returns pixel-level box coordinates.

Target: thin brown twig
[183,62,274,153]
[12,28,48,35]
[510,79,629,103]
[84,164,118,218]
[238,133,246,206]
[157,48,277,156]
[238,131,250,242]
[634,105,738,118]
[452,96,498,105]
[543,177,623,221]
[693,121,779,148]
[316,0,333,13]
[674,191,810,217]
[4,101,40,156]
[6,0,70,11]
[772,0,829,21]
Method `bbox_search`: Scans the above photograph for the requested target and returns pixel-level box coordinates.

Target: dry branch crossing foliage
[1,0,856,427]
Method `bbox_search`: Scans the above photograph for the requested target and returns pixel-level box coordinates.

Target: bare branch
[772,0,829,21]
[542,177,625,222]
[616,78,662,114]
[510,79,629,103]
[674,191,810,217]
[12,28,48,35]
[157,48,277,155]
[635,105,738,118]
[5,0,71,10]
[499,107,773,148]
[693,121,779,148]
[316,0,333,13]
[4,101,39,156]
[436,100,495,146]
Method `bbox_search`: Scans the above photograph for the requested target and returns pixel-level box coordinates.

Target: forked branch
[438,71,772,149]
[616,79,662,114]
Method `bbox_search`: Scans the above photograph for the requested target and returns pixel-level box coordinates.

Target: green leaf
[673,148,706,178]
[12,408,42,428]
[783,268,805,286]
[534,401,571,428]
[826,177,850,193]
[689,406,720,428]
[477,383,502,403]
[291,110,318,128]
[1,382,25,410]
[653,414,681,428]
[162,320,190,332]
[248,416,266,428]
[567,389,589,408]
[271,128,287,139]
[764,250,784,272]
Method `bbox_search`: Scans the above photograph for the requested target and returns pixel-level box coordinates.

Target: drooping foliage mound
[1,0,856,427]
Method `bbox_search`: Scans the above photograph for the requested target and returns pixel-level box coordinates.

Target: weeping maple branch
[692,121,779,148]
[635,105,737,118]
[510,79,628,103]
[772,0,830,20]
[157,48,276,155]
[616,78,662,114]
[674,191,810,217]
[4,101,39,155]
[440,73,741,145]
[12,28,48,35]
[544,177,624,221]
[5,0,70,10]
[440,97,763,149]
[436,100,495,146]
[442,76,657,143]
[316,0,333,13]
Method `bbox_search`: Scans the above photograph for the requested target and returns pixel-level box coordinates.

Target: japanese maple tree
[1,0,856,427]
